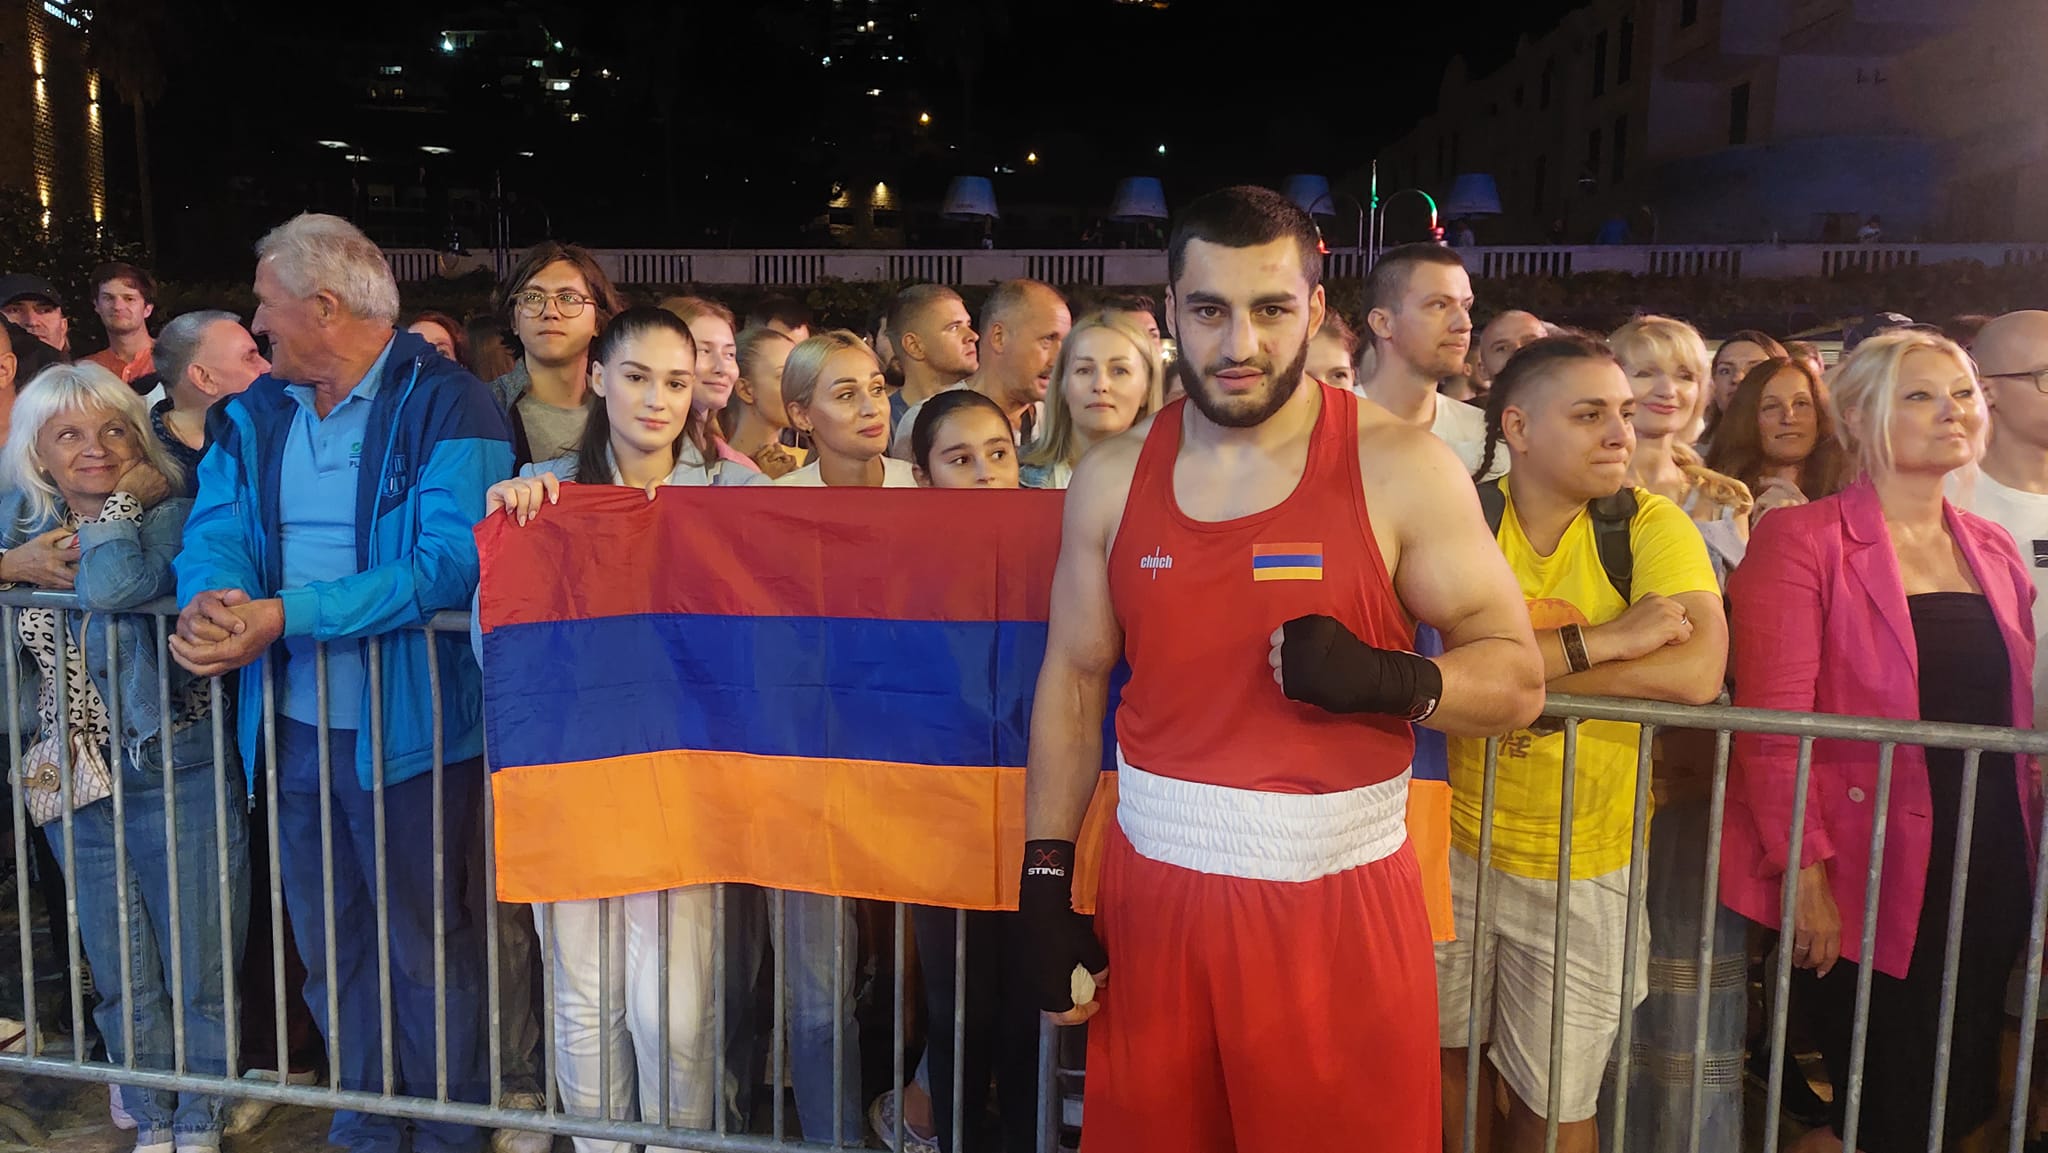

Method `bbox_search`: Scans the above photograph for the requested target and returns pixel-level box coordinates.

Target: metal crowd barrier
[3,591,2046,1153]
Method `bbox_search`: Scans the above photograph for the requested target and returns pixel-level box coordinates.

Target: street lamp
[918,111,931,125]
[1281,174,1366,257]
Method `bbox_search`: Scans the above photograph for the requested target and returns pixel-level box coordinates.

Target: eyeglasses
[511,289,596,319]
[1981,366,2048,395]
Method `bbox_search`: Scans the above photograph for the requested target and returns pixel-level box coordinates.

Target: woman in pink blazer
[1723,330,2039,1153]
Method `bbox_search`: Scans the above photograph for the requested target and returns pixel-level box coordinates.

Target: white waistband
[1114,751,1410,883]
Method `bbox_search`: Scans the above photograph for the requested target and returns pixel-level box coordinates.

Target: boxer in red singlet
[1020,186,1546,1153]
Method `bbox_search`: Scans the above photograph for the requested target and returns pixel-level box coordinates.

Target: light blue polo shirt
[277,338,392,730]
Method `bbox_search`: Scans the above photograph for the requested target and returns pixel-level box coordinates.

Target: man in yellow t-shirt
[1436,336,1727,1153]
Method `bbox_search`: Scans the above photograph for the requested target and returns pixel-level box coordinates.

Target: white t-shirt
[776,456,919,488]
[1955,469,2048,720]
[1429,392,1507,481]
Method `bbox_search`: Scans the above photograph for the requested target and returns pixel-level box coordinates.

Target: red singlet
[1108,383,1416,791]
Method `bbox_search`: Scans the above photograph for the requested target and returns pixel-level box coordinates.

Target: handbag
[11,604,116,826]
[14,728,113,827]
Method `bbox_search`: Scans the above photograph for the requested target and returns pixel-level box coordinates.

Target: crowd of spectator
[0,197,2043,1153]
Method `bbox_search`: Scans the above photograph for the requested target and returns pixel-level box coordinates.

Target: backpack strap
[1480,477,1635,604]
[1587,488,1639,605]
[1477,477,1507,540]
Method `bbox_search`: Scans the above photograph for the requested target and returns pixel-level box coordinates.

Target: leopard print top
[18,493,208,756]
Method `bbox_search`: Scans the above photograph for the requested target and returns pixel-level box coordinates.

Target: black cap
[1844,310,1914,351]
[0,274,62,310]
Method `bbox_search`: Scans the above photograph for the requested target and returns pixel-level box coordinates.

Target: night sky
[132,0,1583,271]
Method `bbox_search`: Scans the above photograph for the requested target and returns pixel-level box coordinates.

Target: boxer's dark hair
[1473,333,1617,481]
[1167,186,1323,294]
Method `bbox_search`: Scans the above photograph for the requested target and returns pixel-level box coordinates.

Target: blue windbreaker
[174,329,514,789]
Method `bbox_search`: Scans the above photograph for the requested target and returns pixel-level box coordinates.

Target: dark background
[113,0,1580,279]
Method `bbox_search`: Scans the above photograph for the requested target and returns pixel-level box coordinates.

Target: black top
[150,397,207,498]
[1911,591,2027,918]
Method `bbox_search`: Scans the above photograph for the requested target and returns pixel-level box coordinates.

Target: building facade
[0,0,106,227]
[1366,0,2040,243]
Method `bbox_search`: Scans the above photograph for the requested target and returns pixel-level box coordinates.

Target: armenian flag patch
[1252,541,1324,582]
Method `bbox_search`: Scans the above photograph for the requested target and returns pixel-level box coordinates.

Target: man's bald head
[1973,310,2048,378]
[1975,310,2048,456]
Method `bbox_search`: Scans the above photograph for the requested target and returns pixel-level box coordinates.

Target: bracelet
[1560,623,1592,674]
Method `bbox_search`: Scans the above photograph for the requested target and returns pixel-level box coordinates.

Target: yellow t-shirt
[1449,479,1720,880]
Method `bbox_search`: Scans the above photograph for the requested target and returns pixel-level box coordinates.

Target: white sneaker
[490,1091,553,1153]
[224,1068,320,1137]
[110,1084,138,1131]
[132,1142,173,1153]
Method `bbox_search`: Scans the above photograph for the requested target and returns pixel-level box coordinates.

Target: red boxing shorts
[1083,759,1441,1153]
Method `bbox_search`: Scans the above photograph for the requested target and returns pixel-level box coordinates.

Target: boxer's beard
[1176,337,1312,429]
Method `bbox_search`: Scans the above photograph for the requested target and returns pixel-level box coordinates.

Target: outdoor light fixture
[941,176,1000,221]
[1442,173,1503,219]
[318,140,351,149]
[1109,177,1169,221]
[867,88,882,96]
[518,150,536,158]
[440,35,455,53]
[419,145,452,155]
[1157,144,1167,155]
[919,111,931,124]
[1026,152,1039,164]
[343,154,370,164]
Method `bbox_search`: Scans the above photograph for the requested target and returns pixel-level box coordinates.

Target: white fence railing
[385,242,2048,288]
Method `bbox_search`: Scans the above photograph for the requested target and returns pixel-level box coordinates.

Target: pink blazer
[1720,477,2040,978]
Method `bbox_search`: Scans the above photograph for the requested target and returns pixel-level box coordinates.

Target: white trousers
[538,888,719,1153]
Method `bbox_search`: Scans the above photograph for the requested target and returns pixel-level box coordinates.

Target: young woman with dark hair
[1704,357,1853,526]
[479,306,765,1153]
[1699,329,1789,448]
[911,387,1020,489]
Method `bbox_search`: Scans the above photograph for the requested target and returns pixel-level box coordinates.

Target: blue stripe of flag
[483,614,1127,773]
[1252,553,1323,569]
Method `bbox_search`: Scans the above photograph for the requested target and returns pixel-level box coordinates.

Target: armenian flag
[1251,541,1325,582]
[477,484,1118,912]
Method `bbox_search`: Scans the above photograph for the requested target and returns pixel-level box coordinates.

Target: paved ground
[0,1065,1802,1153]
[0,1073,340,1152]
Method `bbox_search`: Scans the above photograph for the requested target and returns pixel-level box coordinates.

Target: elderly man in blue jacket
[172,213,512,1153]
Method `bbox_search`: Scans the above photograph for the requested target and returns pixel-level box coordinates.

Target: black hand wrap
[1280,614,1444,719]
[1017,839,1108,1013]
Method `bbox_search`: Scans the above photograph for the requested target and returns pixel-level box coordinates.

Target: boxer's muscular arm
[1024,440,1134,842]
[1361,424,1546,736]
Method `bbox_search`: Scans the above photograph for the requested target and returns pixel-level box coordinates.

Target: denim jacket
[0,491,215,775]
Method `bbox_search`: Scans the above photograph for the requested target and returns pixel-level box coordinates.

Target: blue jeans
[723,887,863,1143]
[62,758,249,1150]
[275,719,488,1153]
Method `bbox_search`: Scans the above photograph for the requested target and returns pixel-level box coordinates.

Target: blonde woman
[0,363,245,1153]
[1018,313,1163,490]
[1612,316,1754,577]
[1724,331,2035,1153]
